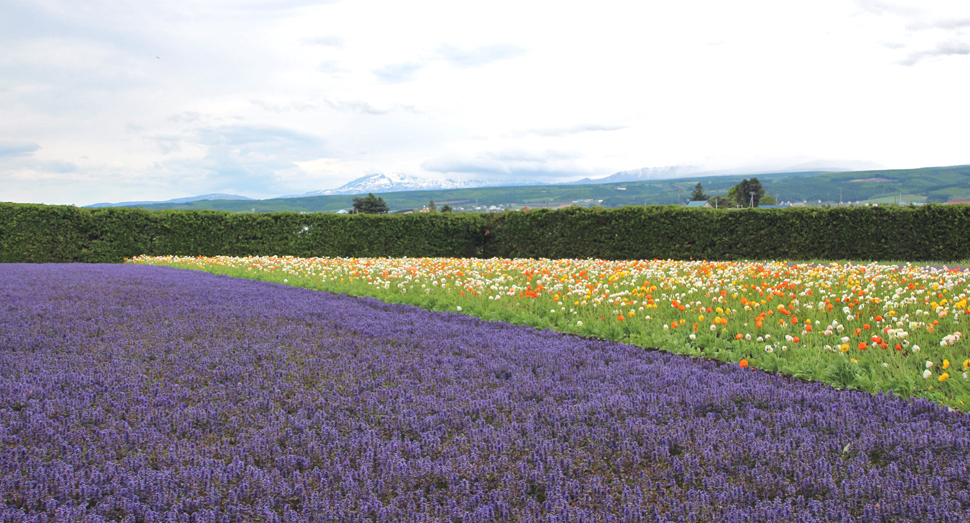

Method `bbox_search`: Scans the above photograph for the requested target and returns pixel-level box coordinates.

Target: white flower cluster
[939,331,962,347]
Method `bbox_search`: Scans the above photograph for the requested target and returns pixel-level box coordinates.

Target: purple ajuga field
[1,265,969,523]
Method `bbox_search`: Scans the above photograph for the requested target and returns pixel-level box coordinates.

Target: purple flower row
[1,264,969,522]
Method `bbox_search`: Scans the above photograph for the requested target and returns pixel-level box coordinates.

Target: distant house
[521,206,531,211]
[685,200,710,208]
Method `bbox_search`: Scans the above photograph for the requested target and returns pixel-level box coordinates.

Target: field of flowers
[130,255,970,412]
[2,264,970,522]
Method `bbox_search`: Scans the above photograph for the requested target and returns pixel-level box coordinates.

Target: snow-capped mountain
[284,173,491,197]
[568,166,702,185]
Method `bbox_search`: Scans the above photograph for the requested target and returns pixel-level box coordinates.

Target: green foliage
[0,204,486,262]
[709,196,734,209]
[352,193,390,214]
[760,194,777,205]
[428,200,437,213]
[5,202,970,263]
[731,178,766,207]
[441,204,453,213]
[0,204,155,263]
[483,204,970,262]
[690,182,708,201]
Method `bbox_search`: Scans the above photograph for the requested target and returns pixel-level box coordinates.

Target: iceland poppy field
[3,262,970,522]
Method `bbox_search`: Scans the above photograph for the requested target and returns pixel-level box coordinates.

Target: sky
[1,0,969,206]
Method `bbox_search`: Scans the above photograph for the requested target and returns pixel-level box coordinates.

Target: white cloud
[0,141,40,157]
[303,35,345,47]
[250,99,318,113]
[177,125,329,191]
[423,148,587,178]
[899,39,970,65]
[315,60,348,75]
[525,124,628,138]
[850,0,922,16]
[371,43,525,83]
[372,62,427,84]
[436,44,526,68]
[323,96,397,115]
[2,0,969,205]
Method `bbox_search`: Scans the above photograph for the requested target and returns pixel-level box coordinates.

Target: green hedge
[484,205,970,261]
[2,203,969,263]
[0,204,155,263]
[0,204,486,262]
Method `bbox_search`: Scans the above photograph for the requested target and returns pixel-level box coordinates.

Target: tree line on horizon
[354,180,771,214]
[352,193,454,214]
[690,179,774,207]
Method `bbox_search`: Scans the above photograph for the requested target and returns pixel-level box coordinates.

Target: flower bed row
[2,264,969,521]
[129,256,970,411]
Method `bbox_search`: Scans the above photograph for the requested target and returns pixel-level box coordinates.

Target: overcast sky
[2,0,969,205]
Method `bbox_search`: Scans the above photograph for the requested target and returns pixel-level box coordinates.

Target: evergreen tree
[428,200,437,213]
[690,182,708,201]
[352,193,390,214]
[440,204,453,212]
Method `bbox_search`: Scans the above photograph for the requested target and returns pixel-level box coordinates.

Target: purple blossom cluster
[2,264,970,523]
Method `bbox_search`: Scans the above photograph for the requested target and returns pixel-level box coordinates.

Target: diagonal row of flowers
[133,255,970,379]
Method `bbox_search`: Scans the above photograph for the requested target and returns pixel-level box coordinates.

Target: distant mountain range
[568,161,884,185]
[278,172,489,197]
[91,164,970,215]
[80,161,897,208]
[569,166,703,184]
[87,193,254,208]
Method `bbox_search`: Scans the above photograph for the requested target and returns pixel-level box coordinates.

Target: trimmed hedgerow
[3,202,970,262]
